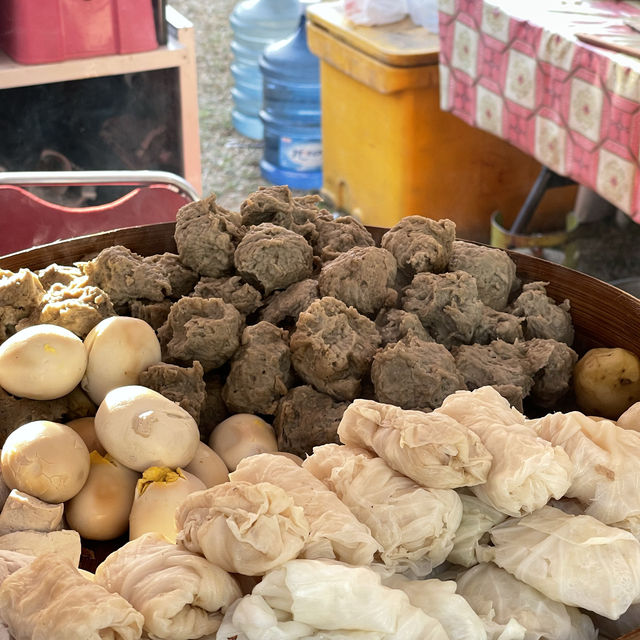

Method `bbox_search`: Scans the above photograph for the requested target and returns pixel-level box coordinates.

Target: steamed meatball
[381,216,456,276]
[0,269,45,342]
[158,296,243,371]
[222,321,293,415]
[312,212,375,263]
[174,194,245,277]
[402,271,483,348]
[143,253,198,298]
[34,282,116,339]
[521,338,578,408]
[374,308,432,346]
[371,335,465,411]
[139,360,206,422]
[240,185,320,242]
[472,305,523,345]
[234,223,314,296]
[259,279,319,328]
[508,282,574,345]
[448,241,517,310]
[453,340,533,403]
[290,296,381,401]
[81,245,171,307]
[273,385,349,458]
[318,246,397,316]
[193,275,262,316]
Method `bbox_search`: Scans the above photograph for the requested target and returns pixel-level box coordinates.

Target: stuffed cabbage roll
[456,563,597,640]
[382,573,487,640]
[303,443,462,576]
[94,532,241,640]
[447,493,507,568]
[0,551,33,640]
[0,550,32,584]
[437,387,573,516]
[229,453,380,565]
[337,399,492,489]
[0,553,144,640]
[531,410,640,527]
[175,480,309,576]
[217,558,449,640]
[477,505,640,619]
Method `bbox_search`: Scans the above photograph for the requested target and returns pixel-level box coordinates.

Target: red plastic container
[0,0,158,64]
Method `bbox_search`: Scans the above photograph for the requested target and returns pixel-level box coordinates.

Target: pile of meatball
[0,185,578,457]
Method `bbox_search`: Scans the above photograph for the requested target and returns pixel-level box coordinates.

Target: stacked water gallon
[259,1,322,190]
[229,0,301,140]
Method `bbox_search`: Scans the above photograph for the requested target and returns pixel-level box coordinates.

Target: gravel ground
[170,0,297,211]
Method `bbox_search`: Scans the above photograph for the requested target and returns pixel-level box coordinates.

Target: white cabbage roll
[0,553,144,640]
[382,573,487,640]
[0,550,32,584]
[439,386,527,429]
[531,410,640,526]
[447,493,507,568]
[0,551,33,640]
[337,398,492,489]
[437,387,573,516]
[456,563,597,640]
[216,558,449,639]
[303,443,462,577]
[478,505,640,619]
[175,480,309,576]
[229,454,380,565]
[482,619,527,640]
[94,532,241,640]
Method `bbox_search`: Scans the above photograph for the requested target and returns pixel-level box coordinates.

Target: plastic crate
[0,0,158,64]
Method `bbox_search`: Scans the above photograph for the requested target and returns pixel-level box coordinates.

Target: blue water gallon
[229,0,301,140]
[259,11,322,190]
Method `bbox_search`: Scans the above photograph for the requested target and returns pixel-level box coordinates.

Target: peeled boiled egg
[0,324,87,400]
[208,413,278,471]
[183,441,229,488]
[129,466,205,542]
[65,451,139,541]
[66,417,106,455]
[1,420,90,503]
[81,316,162,405]
[94,385,200,472]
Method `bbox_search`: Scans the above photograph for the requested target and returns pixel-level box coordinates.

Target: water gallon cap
[230,0,302,29]
[259,14,319,83]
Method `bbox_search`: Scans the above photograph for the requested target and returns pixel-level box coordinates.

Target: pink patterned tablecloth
[438,0,640,221]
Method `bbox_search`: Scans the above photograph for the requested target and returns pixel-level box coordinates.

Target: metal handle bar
[0,170,200,203]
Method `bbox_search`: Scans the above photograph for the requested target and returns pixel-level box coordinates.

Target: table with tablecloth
[438,0,640,224]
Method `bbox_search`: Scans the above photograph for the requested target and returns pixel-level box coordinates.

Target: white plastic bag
[342,0,408,26]
[406,0,439,32]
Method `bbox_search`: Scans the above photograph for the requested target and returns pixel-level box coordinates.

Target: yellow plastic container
[306,2,576,241]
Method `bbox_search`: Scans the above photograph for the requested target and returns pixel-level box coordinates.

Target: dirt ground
[169,0,282,211]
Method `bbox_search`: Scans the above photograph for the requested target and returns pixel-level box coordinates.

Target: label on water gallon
[279,137,322,172]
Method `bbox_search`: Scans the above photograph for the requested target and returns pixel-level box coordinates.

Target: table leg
[509,166,575,235]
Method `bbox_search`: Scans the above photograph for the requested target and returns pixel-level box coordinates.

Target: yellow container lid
[307,1,438,67]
